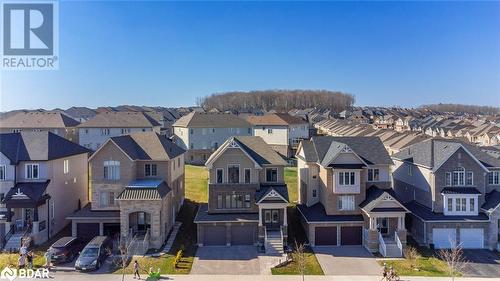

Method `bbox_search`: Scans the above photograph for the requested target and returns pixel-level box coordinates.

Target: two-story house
[392,138,500,250]
[78,112,162,151]
[194,136,289,253]
[0,111,80,142]
[67,132,185,250]
[296,136,409,257]
[246,113,309,158]
[172,112,253,164]
[0,132,89,248]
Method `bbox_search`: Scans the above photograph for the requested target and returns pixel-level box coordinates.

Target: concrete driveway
[313,246,380,275]
[191,246,261,275]
[463,250,500,278]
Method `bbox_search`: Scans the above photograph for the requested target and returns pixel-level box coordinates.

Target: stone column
[283,207,287,226]
[258,205,262,226]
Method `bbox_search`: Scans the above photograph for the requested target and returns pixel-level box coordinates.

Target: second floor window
[145,164,157,176]
[0,165,6,181]
[367,169,379,181]
[466,172,473,186]
[338,171,355,186]
[99,191,115,207]
[488,171,500,185]
[452,167,465,186]
[338,195,355,211]
[266,168,278,182]
[104,160,120,180]
[26,164,39,179]
[216,169,223,183]
[101,128,110,135]
[244,169,251,183]
[228,165,240,183]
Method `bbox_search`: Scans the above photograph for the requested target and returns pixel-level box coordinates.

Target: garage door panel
[460,229,483,249]
[203,225,226,246]
[231,225,255,245]
[340,226,362,245]
[315,226,337,245]
[433,228,456,249]
[76,223,99,242]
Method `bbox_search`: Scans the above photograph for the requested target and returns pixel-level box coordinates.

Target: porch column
[6,208,12,222]
[369,216,376,230]
[283,207,287,227]
[33,208,39,222]
[258,205,262,226]
[397,215,405,230]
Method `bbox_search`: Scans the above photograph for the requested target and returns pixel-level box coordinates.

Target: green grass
[377,243,452,277]
[185,165,209,203]
[115,200,198,275]
[284,167,298,203]
[271,250,324,275]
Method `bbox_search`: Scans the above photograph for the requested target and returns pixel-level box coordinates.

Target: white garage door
[459,228,484,249]
[433,228,456,249]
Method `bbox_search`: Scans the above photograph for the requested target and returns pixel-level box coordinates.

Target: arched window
[452,167,465,186]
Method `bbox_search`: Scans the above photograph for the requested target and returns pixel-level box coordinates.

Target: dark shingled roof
[66,203,120,219]
[297,203,364,222]
[359,185,402,209]
[110,132,185,161]
[404,201,489,221]
[194,203,259,223]
[482,190,500,211]
[299,136,392,166]
[441,187,481,195]
[4,180,50,204]
[393,138,500,170]
[0,132,89,164]
[231,136,287,166]
[256,183,289,203]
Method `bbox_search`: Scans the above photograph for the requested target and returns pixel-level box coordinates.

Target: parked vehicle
[49,237,84,264]
[75,236,112,271]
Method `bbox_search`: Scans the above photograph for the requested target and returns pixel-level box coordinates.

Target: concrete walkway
[20,273,500,281]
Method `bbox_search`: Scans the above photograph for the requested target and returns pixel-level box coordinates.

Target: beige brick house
[296,136,409,257]
[194,136,289,254]
[67,132,185,250]
[0,132,89,249]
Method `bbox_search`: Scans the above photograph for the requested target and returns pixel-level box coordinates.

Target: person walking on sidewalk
[133,260,141,280]
[381,262,388,280]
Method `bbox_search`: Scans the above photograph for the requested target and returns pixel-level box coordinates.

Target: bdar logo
[0,267,16,281]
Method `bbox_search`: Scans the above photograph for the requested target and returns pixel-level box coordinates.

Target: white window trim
[367,168,380,182]
[0,165,6,181]
[25,164,39,179]
[466,171,473,186]
[338,171,356,186]
[63,159,69,174]
[338,195,355,211]
[265,167,279,183]
[443,194,478,216]
[216,168,224,183]
[244,168,251,183]
[488,171,500,185]
[227,164,240,183]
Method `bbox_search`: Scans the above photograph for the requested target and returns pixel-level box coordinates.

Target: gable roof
[78,112,161,128]
[103,132,185,161]
[246,113,307,126]
[482,190,500,211]
[255,183,289,203]
[172,112,251,128]
[0,111,80,128]
[392,138,500,170]
[298,136,392,166]
[0,132,90,164]
[359,185,408,211]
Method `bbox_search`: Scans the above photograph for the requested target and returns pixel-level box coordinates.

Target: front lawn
[114,200,198,275]
[271,250,324,275]
[185,165,209,203]
[377,242,452,277]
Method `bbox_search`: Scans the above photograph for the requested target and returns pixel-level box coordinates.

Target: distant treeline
[419,103,499,115]
[197,90,355,113]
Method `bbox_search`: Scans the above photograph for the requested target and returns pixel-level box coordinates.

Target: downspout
[47,198,50,241]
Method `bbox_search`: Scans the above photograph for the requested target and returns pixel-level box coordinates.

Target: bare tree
[108,239,130,281]
[403,246,421,271]
[438,242,469,281]
[293,241,307,281]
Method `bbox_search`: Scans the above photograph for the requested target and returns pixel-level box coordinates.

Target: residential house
[77,112,162,151]
[0,132,89,248]
[296,136,409,257]
[64,107,97,123]
[392,139,500,250]
[67,132,185,250]
[0,111,80,142]
[246,113,309,157]
[194,136,289,253]
[172,112,253,164]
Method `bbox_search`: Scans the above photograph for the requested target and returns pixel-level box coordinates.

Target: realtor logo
[0,267,16,281]
[0,266,50,280]
[1,1,59,70]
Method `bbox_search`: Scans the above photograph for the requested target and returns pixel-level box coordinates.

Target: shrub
[404,246,421,270]
[172,249,184,268]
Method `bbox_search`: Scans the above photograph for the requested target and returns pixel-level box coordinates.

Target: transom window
[368,169,379,181]
[25,164,39,179]
[145,164,157,177]
[103,160,120,180]
[266,168,278,182]
[338,171,355,186]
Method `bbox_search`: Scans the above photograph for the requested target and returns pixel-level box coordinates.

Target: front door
[377,218,389,236]
[137,212,146,232]
[264,209,280,230]
[24,208,33,229]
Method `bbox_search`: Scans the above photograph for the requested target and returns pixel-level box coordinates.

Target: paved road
[313,246,381,275]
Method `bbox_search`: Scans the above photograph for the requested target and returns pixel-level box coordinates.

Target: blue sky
[1,1,499,111]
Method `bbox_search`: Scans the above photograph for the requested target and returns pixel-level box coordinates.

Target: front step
[265,230,284,255]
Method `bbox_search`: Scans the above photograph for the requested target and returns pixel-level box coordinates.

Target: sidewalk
[22,273,500,281]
